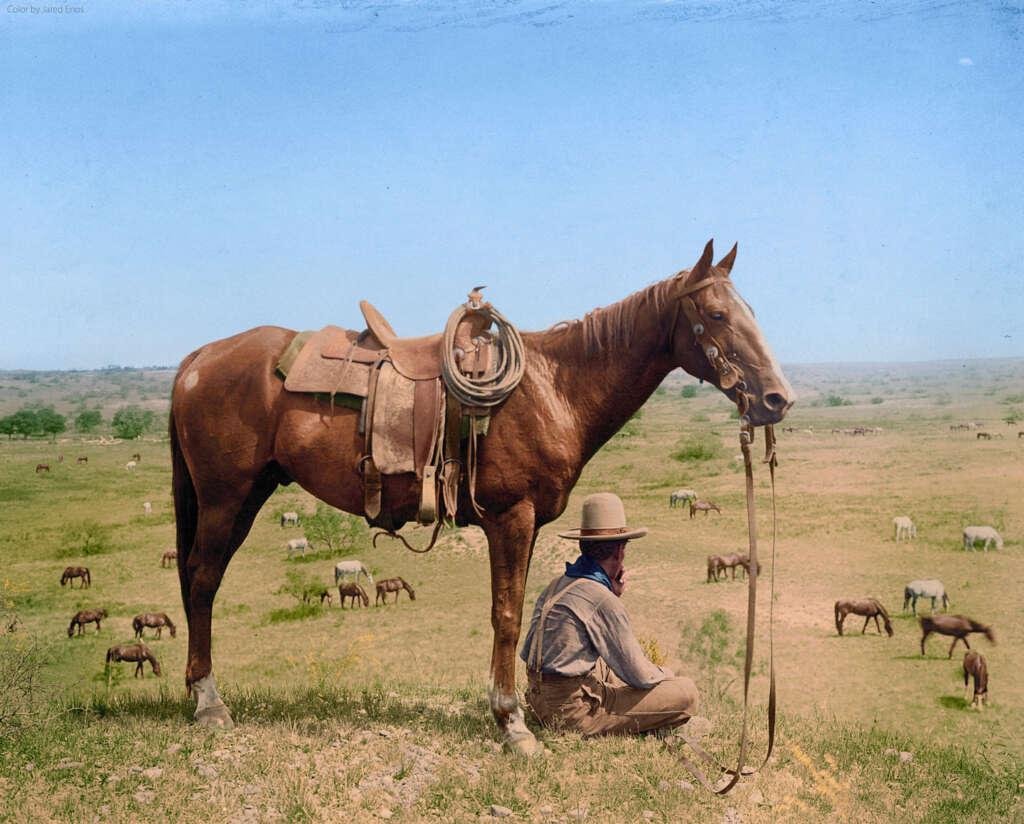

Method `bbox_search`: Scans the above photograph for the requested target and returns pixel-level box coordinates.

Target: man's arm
[586,595,672,689]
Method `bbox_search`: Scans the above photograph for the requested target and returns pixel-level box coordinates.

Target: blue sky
[2,1,1022,369]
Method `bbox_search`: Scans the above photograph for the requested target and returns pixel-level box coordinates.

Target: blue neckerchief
[564,553,613,592]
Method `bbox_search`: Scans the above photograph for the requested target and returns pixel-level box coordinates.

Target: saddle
[278,295,501,531]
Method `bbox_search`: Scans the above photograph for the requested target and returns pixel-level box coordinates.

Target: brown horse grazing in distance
[834,599,893,637]
[106,644,162,677]
[68,608,108,636]
[689,500,722,518]
[35,464,50,473]
[376,577,416,605]
[161,549,178,568]
[962,651,989,709]
[338,582,369,608]
[706,554,724,582]
[77,456,88,464]
[133,613,177,639]
[60,566,91,588]
[169,240,793,750]
[920,615,995,658]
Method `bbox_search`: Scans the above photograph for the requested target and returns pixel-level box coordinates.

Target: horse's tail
[834,601,842,634]
[85,569,91,585]
[169,375,199,630]
[132,616,142,635]
[903,586,912,611]
[942,590,950,610]
[874,599,894,636]
[105,647,114,663]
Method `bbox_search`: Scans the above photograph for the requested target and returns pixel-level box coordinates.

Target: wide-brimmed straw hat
[558,493,648,542]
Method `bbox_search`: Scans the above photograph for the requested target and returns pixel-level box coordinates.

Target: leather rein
[670,273,778,795]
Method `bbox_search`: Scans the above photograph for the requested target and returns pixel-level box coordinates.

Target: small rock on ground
[133,791,155,805]
[142,767,164,780]
[378,809,393,820]
[899,751,914,763]
[489,805,512,818]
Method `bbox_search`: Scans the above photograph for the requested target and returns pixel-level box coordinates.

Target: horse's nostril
[765,392,788,411]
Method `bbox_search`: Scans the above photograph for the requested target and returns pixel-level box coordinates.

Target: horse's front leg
[482,500,539,756]
[861,616,870,634]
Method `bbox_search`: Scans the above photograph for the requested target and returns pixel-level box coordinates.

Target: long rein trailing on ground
[670,273,779,796]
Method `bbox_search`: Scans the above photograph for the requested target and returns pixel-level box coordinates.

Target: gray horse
[903,579,949,615]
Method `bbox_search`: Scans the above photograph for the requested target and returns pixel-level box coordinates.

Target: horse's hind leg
[482,500,540,756]
[180,471,278,729]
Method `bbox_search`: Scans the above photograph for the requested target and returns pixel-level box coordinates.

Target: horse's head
[100,609,108,618]
[979,623,996,644]
[671,240,795,426]
[151,657,163,676]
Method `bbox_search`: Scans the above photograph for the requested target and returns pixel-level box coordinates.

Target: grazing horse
[126,461,137,472]
[133,613,177,639]
[375,577,416,605]
[834,599,893,637]
[161,549,178,567]
[280,511,301,527]
[76,456,88,464]
[60,566,91,588]
[338,582,370,608]
[169,240,793,750]
[334,559,374,589]
[143,502,152,515]
[286,538,313,559]
[132,453,141,462]
[962,526,1002,552]
[106,643,162,677]
[902,580,949,615]
[35,464,50,473]
[669,489,697,508]
[920,615,994,657]
[976,431,992,440]
[893,516,916,541]
[690,500,722,518]
[67,608,108,636]
[962,651,989,709]
[706,554,724,582]
[714,552,761,581]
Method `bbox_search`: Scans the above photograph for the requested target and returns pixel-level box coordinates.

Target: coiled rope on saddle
[440,298,526,409]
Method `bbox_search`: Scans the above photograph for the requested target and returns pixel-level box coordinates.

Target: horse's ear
[685,239,715,282]
[715,243,737,275]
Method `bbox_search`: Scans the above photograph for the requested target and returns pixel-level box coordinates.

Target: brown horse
[689,500,721,518]
[133,613,177,639]
[106,643,162,677]
[60,566,91,588]
[161,549,178,568]
[375,577,416,605]
[169,240,793,750]
[962,651,989,709]
[715,552,761,581]
[68,608,108,636]
[77,456,88,463]
[706,554,724,582]
[35,464,50,473]
[338,582,370,608]
[920,615,995,658]
[834,599,893,637]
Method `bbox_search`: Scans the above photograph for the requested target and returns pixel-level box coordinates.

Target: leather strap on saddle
[362,354,385,520]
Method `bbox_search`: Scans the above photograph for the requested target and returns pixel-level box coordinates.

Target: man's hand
[611,566,628,597]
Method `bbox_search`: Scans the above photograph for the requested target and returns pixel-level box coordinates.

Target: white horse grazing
[962,526,1003,552]
[143,502,152,515]
[893,516,916,541]
[280,511,301,527]
[669,489,697,508]
[334,559,373,589]
[903,579,949,615]
[126,461,137,472]
[286,538,314,559]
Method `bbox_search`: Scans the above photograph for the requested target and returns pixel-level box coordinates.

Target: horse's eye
[709,312,724,321]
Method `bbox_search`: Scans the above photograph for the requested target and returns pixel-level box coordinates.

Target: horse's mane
[537,277,679,358]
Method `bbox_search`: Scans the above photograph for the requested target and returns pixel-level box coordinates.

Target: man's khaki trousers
[525,659,698,736]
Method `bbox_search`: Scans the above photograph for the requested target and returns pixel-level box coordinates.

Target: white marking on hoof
[192,674,233,728]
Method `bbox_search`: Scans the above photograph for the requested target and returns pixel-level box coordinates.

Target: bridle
[669,270,779,795]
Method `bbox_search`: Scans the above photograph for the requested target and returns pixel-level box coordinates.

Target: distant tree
[274,569,328,604]
[9,409,38,439]
[111,405,145,440]
[0,416,15,440]
[302,501,368,555]
[35,407,66,441]
[75,409,103,433]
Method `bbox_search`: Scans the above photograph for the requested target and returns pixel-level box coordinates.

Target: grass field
[1,360,1023,822]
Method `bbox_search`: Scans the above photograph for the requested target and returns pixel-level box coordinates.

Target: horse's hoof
[195,704,234,730]
[504,729,541,757]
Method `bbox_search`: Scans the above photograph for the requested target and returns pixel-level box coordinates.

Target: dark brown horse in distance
[106,643,162,677]
[133,613,177,639]
[68,608,108,636]
[60,566,91,588]
[962,651,989,709]
[338,582,370,608]
[169,240,793,752]
[375,577,415,605]
[920,615,995,658]
[834,599,893,637]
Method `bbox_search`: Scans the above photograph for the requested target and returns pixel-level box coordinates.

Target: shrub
[303,502,368,555]
[870,397,884,405]
[824,395,852,407]
[57,520,114,558]
[670,432,723,463]
[681,385,698,398]
[267,603,325,624]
